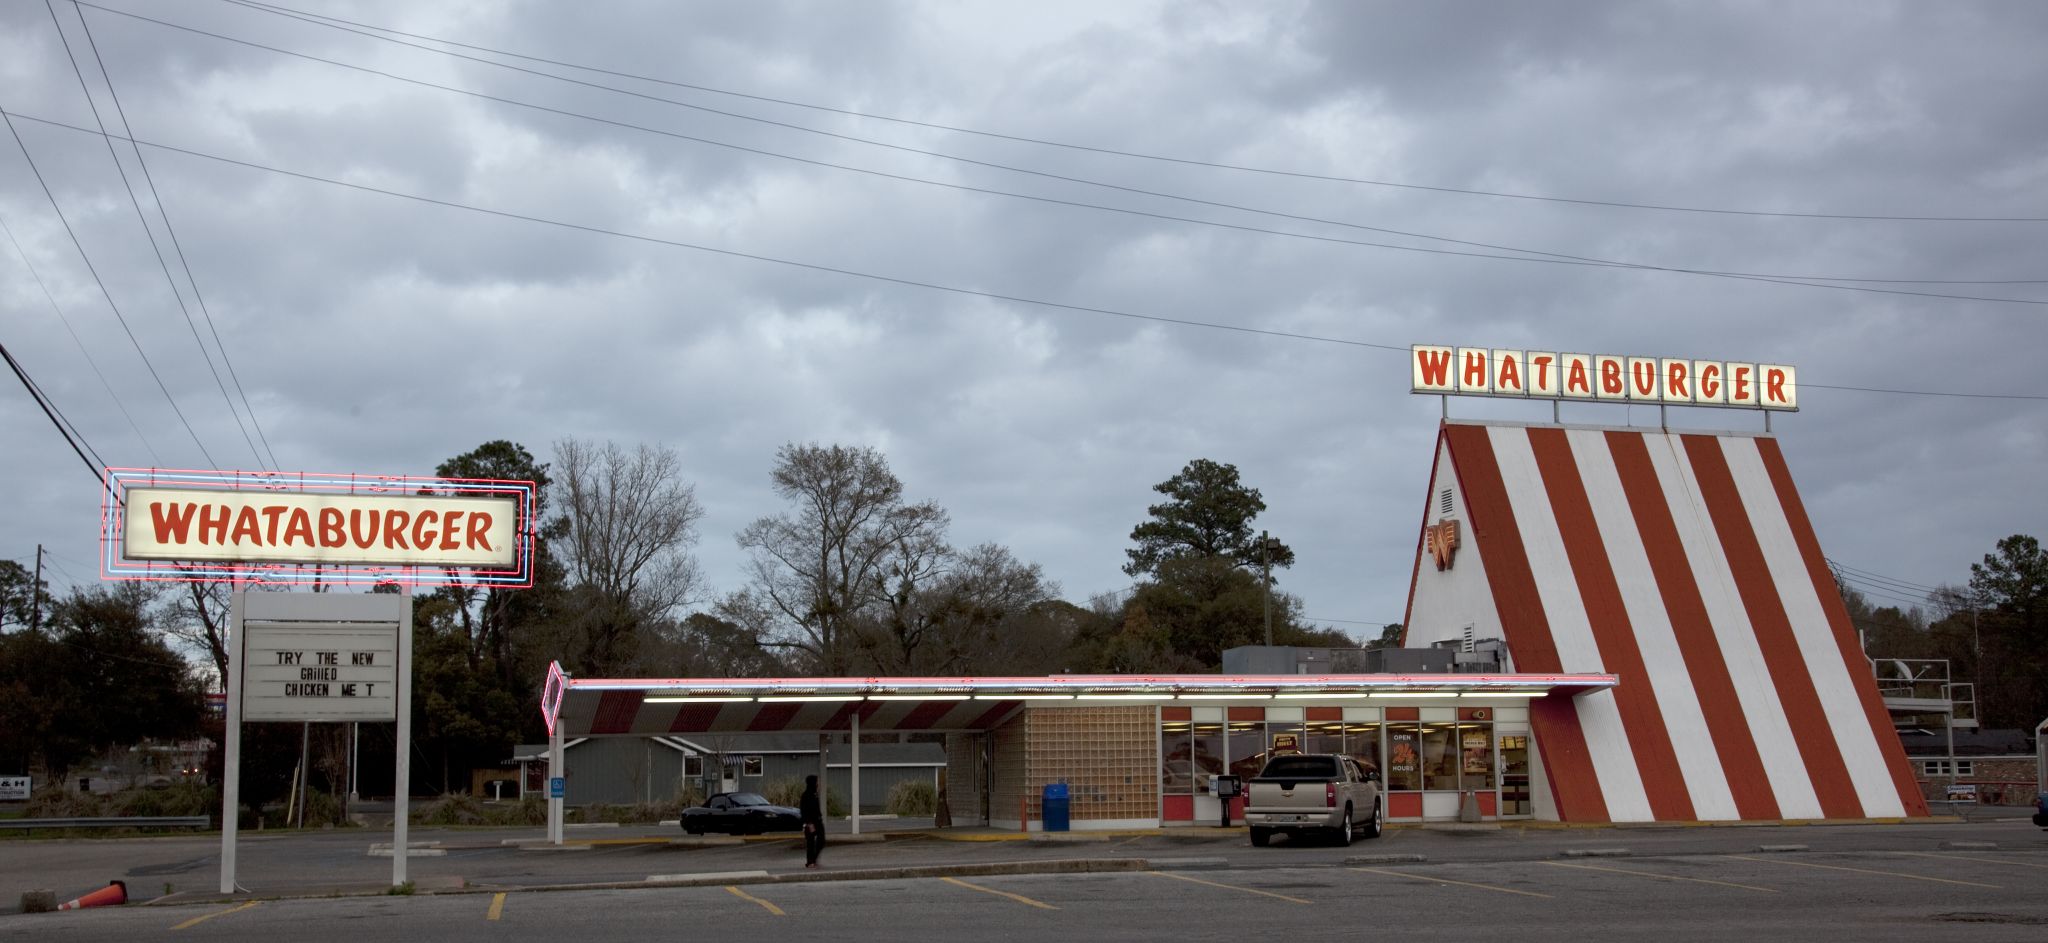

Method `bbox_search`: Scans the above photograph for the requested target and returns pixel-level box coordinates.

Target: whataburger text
[1411,346,1797,411]
[123,487,519,568]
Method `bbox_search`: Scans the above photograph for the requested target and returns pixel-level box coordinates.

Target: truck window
[1259,756,1339,779]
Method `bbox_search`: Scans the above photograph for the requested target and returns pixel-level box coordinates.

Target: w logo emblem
[1424,519,1460,571]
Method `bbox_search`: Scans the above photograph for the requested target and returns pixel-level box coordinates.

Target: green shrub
[115,782,217,821]
[760,777,846,816]
[412,794,486,826]
[886,779,937,817]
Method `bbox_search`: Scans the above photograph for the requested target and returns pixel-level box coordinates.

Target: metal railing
[0,815,209,830]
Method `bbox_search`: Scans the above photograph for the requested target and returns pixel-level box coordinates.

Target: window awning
[538,661,1617,737]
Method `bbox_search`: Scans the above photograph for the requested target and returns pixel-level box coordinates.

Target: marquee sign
[103,468,536,587]
[1411,346,1797,411]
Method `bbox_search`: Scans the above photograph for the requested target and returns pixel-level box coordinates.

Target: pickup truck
[1244,754,1382,847]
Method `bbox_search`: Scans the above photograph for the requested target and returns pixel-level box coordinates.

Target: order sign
[242,623,400,722]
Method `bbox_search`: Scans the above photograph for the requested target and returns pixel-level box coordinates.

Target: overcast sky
[3,0,2043,646]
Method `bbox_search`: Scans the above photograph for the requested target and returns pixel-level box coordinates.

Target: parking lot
[6,820,2048,941]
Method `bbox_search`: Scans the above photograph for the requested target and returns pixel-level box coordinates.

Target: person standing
[800,774,825,869]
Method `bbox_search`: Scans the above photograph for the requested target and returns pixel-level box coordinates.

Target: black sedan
[680,792,803,835]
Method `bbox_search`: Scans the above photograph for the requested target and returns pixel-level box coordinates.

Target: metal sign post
[219,591,412,894]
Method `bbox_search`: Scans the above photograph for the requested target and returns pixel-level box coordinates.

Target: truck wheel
[1249,827,1271,847]
[1336,806,1354,846]
[1362,801,1383,840]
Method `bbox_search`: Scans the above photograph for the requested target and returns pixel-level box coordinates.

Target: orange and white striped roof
[1403,420,1927,823]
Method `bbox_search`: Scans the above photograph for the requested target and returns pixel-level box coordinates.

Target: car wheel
[682,821,701,835]
[1336,806,1354,846]
[1249,827,1271,847]
[1362,801,1383,840]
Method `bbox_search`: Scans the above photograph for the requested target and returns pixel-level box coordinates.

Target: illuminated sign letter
[1760,364,1797,410]
[1527,351,1559,397]
[1729,363,1758,406]
[1561,354,1595,399]
[1492,349,1526,396]
[1628,358,1661,401]
[1662,359,1692,402]
[1693,360,1725,405]
[1457,348,1492,394]
[1595,355,1627,400]
[1411,346,1456,393]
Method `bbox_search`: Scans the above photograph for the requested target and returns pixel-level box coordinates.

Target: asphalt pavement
[4,814,2047,941]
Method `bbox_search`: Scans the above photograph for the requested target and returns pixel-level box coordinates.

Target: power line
[45,0,264,471]
[0,338,110,489]
[0,209,163,465]
[70,0,281,471]
[12,108,2048,405]
[88,2,2048,306]
[220,0,2048,226]
[0,109,220,469]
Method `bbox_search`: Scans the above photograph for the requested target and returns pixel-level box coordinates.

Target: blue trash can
[1041,782,1070,832]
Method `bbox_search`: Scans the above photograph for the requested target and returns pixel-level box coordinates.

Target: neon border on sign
[101,467,537,587]
[1411,345,1797,411]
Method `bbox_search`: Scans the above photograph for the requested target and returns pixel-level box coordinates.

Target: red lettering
[1461,350,1489,388]
[1631,360,1657,397]
[412,510,439,551]
[1665,361,1690,400]
[1496,353,1522,392]
[1765,368,1788,404]
[1600,358,1624,395]
[349,509,379,549]
[1415,348,1453,387]
[231,506,263,545]
[283,508,315,546]
[261,505,287,545]
[318,507,346,547]
[1733,365,1754,402]
[1565,358,1591,395]
[198,504,231,545]
[466,512,494,552]
[438,511,464,551]
[1531,355,1555,393]
[384,511,412,549]
[151,501,198,545]
[1699,363,1722,400]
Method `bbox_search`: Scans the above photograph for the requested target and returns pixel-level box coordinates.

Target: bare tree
[734,443,944,674]
[161,576,233,690]
[553,438,706,672]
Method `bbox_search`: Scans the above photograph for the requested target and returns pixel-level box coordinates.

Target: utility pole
[1260,531,1273,647]
[30,544,45,632]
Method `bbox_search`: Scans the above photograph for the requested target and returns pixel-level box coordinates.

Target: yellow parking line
[1351,867,1552,899]
[724,885,786,916]
[1149,870,1312,905]
[1727,855,2001,888]
[939,876,1058,910]
[171,900,260,930]
[1541,860,1776,892]
[486,892,506,921]
[1894,851,2048,871]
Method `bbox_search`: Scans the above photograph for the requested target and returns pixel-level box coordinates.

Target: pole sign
[1411,346,1797,411]
[0,776,29,801]
[241,623,399,722]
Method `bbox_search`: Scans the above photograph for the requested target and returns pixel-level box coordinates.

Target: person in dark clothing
[800,774,825,868]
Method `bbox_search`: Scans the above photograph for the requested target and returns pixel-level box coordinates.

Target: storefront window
[1385,724,1421,791]
[1420,722,1459,791]
[1227,722,1265,781]
[1161,722,1194,794]
[1304,721,1345,757]
[1458,723,1495,788]
[1343,722,1381,778]
[1191,723,1224,795]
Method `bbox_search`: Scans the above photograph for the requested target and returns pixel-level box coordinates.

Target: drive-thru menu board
[241,622,399,722]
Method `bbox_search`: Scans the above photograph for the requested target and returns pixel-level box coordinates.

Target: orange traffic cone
[58,881,126,910]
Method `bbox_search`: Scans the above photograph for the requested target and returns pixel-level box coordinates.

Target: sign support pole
[547,725,564,845]
[850,712,861,835]
[218,589,246,895]
[392,588,413,888]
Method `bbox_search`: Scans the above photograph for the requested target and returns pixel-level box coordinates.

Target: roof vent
[1439,489,1454,516]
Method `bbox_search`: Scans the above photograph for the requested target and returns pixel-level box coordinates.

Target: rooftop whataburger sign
[1411,346,1797,411]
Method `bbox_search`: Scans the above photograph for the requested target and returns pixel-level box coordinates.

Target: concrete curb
[1560,848,1631,858]
[1146,857,1229,871]
[1346,854,1427,864]
[1756,844,1808,853]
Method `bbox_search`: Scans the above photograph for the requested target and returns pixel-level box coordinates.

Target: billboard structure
[101,468,536,587]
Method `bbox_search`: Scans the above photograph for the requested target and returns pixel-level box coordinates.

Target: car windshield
[1259,756,1339,779]
[728,793,771,806]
